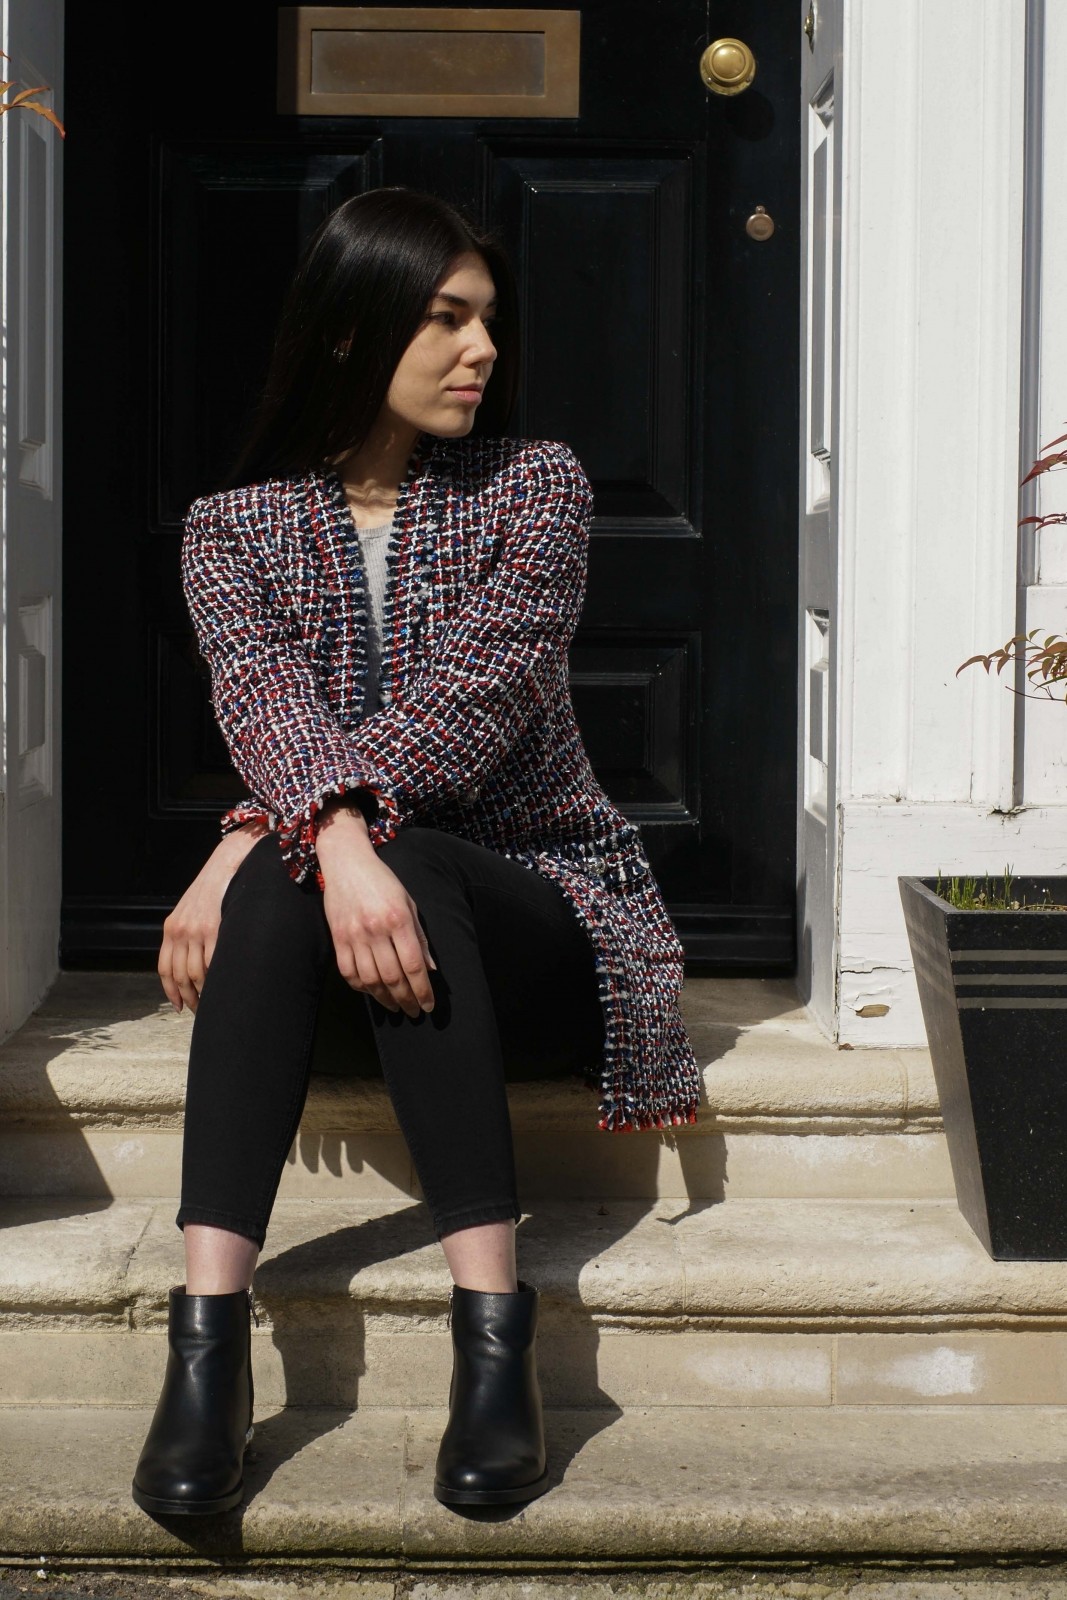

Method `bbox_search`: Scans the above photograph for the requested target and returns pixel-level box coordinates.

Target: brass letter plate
[278,7,580,118]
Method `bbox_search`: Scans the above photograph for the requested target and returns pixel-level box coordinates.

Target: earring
[332,346,347,363]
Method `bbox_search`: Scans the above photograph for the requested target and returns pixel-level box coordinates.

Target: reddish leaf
[23,102,65,136]
[1021,451,1067,485]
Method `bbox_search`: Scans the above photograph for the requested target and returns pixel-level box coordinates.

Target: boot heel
[132,1283,255,1517]
[434,1278,549,1508]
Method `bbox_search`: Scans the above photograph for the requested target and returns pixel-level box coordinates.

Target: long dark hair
[222,187,520,489]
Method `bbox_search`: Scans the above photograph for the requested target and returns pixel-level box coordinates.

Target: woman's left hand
[316,803,437,1018]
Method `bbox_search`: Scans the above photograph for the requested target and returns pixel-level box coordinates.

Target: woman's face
[383,250,499,438]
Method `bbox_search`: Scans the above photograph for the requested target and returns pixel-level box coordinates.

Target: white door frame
[797,0,842,1038]
[0,0,63,1039]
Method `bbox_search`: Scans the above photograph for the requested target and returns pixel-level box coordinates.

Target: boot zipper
[245,1286,258,1445]
[446,1285,454,1329]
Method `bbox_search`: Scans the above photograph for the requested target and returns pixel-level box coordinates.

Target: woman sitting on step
[132,186,700,1519]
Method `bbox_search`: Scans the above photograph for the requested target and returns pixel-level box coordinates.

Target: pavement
[6,1558,1067,1599]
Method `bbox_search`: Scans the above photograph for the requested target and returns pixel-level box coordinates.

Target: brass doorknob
[699,37,757,96]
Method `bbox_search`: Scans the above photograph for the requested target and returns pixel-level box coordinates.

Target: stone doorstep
[8,1194,1066,1327]
[2,1404,1067,1561]
[0,972,941,1136]
[6,1323,1067,1411]
[14,1195,1060,1330]
[0,1125,956,1204]
[2,1195,1067,1408]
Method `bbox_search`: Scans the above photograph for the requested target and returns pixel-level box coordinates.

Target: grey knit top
[356,518,393,715]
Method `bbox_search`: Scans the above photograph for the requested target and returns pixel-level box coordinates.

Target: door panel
[490,149,693,519]
[61,0,799,971]
[159,143,382,524]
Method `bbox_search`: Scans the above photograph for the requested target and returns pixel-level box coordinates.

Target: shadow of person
[661,969,807,1225]
[123,1177,677,1546]
[128,1204,442,1548]
[125,1416,323,1552]
[210,964,808,1515]
[241,1201,626,1517]
[297,964,807,1230]
[0,970,180,1217]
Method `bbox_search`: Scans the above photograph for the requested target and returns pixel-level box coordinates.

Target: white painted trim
[1015,0,1044,602]
[837,799,1067,1046]
[796,0,843,1036]
[835,0,922,809]
[838,0,1026,814]
[1018,0,1067,808]
[15,64,55,500]
[0,0,63,1040]
[1031,0,1067,591]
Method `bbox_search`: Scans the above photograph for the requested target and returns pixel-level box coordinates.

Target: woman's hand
[316,802,437,1018]
[158,821,268,1015]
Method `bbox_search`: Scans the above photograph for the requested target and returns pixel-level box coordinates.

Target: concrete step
[3,1195,1067,1409]
[1,1402,1066,1562]
[7,1575,1066,1600]
[5,1574,1067,1600]
[0,972,951,1202]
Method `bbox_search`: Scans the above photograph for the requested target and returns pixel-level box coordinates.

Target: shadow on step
[0,1191,118,1220]
[295,957,775,1208]
[224,1198,649,1507]
[0,972,190,1212]
[128,1410,352,1551]
[134,1402,618,1545]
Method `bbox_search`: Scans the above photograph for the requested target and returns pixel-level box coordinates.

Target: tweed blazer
[181,432,701,1132]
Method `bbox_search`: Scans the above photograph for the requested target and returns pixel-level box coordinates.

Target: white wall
[828,0,1067,1046]
[1021,0,1067,800]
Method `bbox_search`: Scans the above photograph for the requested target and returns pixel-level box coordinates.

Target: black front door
[62,0,798,970]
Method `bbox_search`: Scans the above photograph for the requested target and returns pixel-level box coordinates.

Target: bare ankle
[439,1219,518,1294]
[183,1222,260,1296]
[183,1276,253,1296]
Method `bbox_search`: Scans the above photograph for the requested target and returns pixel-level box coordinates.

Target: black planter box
[898,875,1067,1260]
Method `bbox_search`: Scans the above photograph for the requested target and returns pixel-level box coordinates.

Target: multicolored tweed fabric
[181,432,702,1132]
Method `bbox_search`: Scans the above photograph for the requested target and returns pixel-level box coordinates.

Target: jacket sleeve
[181,492,403,884]
[339,438,593,822]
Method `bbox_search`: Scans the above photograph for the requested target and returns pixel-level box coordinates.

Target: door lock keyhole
[745,205,775,241]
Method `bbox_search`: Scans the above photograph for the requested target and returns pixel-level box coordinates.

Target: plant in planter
[898,430,1067,1261]
[898,866,1067,1260]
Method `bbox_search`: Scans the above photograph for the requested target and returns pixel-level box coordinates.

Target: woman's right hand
[158,821,268,1015]
[316,803,437,1018]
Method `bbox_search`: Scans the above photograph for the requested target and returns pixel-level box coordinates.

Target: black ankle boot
[132,1284,256,1516]
[433,1278,549,1507]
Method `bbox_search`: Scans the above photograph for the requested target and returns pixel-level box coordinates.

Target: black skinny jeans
[175,825,605,1249]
